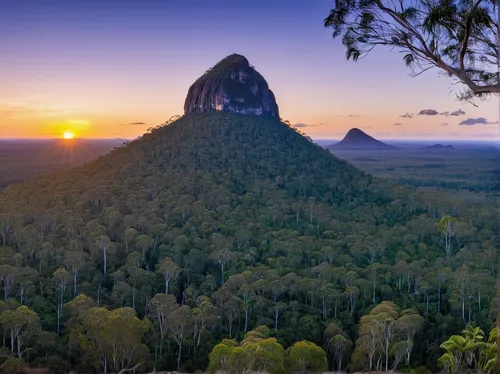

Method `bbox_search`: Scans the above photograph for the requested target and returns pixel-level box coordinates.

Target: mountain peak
[329,128,399,150]
[183,54,280,117]
[345,128,366,137]
[215,53,249,66]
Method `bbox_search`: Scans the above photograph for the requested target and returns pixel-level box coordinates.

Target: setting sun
[63,131,75,139]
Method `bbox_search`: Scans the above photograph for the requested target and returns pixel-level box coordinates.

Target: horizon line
[0,137,498,142]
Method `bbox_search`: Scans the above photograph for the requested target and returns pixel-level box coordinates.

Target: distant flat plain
[317,139,500,197]
[0,138,127,188]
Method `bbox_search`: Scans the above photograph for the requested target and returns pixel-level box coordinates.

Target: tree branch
[459,0,485,77]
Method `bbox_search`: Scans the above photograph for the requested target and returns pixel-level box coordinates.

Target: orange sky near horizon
[1,90,499,141]
[1,1,499,141]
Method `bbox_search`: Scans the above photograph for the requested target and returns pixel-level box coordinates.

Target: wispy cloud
[293,123,320,128]
[0,100,82,118]
[452,110,465,116]
[418,109,438,116]
[400,113,413,118]
[459,117,499,126]
[441,123,449,126]
[441,109,466,116]
[129,122,146,125]
[338,114,362,117]
[393,122,403,126]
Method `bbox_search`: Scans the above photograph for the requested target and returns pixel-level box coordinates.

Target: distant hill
[328,128,399,150]
[423,143,455,150]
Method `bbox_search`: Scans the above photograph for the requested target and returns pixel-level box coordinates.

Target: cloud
[440,109,466,116]
[293,123,318,128]
[403,109,465,118]
[418,109,439,116]
[450,109,466,116]
[0,101,82,118]
[348,114,361,117]
[459,117,499,125]
[393,122,403,126]
[441,123,449,126]
[129,122,146,125]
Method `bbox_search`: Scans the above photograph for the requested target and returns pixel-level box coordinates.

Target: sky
[1,0,499,141]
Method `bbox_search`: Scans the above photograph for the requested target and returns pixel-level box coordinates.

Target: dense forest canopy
[0,112,497,373]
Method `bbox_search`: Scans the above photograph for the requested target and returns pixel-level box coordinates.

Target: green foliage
[410,366,432,374]
[438,324,497,374]
[0,357,27,374]
[324,0,499,100]
[208,330,287,374]
[0,112,496,372]
[286,340,328,374]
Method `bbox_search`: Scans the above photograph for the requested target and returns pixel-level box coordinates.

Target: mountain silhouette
[328,128,399,150]
[423,143,455,150]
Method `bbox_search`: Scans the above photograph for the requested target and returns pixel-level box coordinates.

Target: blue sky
[1,0,498,140]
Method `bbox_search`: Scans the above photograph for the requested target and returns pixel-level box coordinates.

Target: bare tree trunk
[177,342,182,371]
[244,304,249,332]
[73,269,77,298]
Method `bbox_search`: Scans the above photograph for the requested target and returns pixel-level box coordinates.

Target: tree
[157,257,180,294]
[397,310,425,365]
[371,301,400,371]
[286,340,328,374]
[64,294,95,329]
[209,249,235,286]
[82,307,112,374]
[53,268,72,336]
[63,250,88,298]
[324,0,499,101]
[438,324,497,374]
[0,305,41,358]
[0,265,18,302]
[207,342,233,373]
[168,305,193,371]
[329,334,352,371]
[101,308,150,373]
[439,216,458,257]
[96,235,112,278]
[148,293,178,357]
[245,337,286,374]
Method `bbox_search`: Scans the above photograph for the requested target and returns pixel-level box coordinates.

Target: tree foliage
[324,0,500,101]
[0,113,496,372]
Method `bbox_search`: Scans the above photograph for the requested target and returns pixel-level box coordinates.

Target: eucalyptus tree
[324,0,499,101]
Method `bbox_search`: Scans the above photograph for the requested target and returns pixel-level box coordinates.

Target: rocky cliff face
[183,54,280,118]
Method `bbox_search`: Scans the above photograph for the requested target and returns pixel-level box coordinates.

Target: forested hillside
[0,113,497,373]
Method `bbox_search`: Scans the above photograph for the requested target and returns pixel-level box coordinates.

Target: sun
[63,131,75,139]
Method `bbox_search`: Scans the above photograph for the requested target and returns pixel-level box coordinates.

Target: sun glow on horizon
[63,131,75,139]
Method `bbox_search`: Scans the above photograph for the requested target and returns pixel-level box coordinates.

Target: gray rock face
[183,54,280,118]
